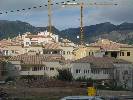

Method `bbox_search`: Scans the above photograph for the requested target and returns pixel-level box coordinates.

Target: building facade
[114,63,133,90]
[8,54,65,79]
[22,31,59,47]
[73,39,133,63]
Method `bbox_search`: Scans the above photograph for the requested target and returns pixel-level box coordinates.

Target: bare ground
[1,86,133,99]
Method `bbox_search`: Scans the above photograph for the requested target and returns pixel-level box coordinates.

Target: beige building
[24,45,43,54]
[118,46,133,63]
[73,46,87,60]
[73,39,133,63]
[0,39,24,56]
[91,39,133,63]
[43,43,75,60]
[8,54,65,79]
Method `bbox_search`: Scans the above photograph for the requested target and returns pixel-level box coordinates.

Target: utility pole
[48,0,52,34]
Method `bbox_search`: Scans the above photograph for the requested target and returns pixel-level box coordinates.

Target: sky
[0,0,133,30]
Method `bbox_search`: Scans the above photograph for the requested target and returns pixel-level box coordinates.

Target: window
[76,69,81,73]
[32,67,37,71]
[84,70,87,74]
[44,67,45,70]
[103,69,109,74]
[91,69,95,74]
[127,52,130,56]
[95,69,100,74]
[39,67,43,70]
[53,51,58,54]
[120,52,121,56]
[76,69,78,73]
[122,52,124,56]
[50,67,54,71]
[63,51,65,55]
[32,66,43,71]
[91,69,99,74]
[67,51,70,55]
[44,67,48,70]
[12,50,15,53]
[26,42,29,45]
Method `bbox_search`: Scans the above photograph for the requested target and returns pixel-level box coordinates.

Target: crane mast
[80,2,84,45]
[48,0,52,34]
[48,1,117,44]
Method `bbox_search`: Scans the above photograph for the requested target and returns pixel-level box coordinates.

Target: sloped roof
[73,56,131,68]
[89,39,133,51]
[25,35,51,38]
[9,54,65,65]
[43,43,61,50]
[0,39,22,47]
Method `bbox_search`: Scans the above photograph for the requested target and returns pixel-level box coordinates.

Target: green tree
[57,69,73,82]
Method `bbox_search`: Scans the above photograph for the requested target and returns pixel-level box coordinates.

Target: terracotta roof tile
[9,54,64,65]
[44,43,61,50]
[89,39,133,51]
[73,56,131,68]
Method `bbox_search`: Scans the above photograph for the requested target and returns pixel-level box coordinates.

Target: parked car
[60,96,104,100]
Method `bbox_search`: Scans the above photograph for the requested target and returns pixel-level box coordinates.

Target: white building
[22,31,59,47]
[43,43,75,60]
[8,54,65,78]
[68,56,115,80]
[68,56,133,90]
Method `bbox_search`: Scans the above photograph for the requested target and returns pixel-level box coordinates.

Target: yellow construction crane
[48,0,52,34]
[62,1,118,45]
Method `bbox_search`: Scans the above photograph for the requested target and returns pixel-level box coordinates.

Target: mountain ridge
[0,20,133,44]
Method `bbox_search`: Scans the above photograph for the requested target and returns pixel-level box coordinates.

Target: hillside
[61,22,133,44]
[0,20,133,44]
[0,20,60,39]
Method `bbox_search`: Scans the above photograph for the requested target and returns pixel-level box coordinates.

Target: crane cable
[0,0,78,15]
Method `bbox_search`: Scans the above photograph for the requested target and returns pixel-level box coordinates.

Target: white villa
[21,31,59,47]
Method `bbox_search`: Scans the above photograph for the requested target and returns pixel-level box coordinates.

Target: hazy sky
[0,0,133,30]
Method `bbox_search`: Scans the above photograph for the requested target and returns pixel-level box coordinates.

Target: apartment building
[8,53,65,79]
[73,39,133,63]
[21,31,58,47]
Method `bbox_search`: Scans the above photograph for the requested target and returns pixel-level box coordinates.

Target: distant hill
[61,22,133,44]
[0,20,60,39]
[0,20,133,44]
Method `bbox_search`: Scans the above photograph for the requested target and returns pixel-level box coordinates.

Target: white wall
[9,61,63,77]
[70,63,91,79]
[70,62,113,80]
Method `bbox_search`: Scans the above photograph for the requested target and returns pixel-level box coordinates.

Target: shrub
[57,69,73,82]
